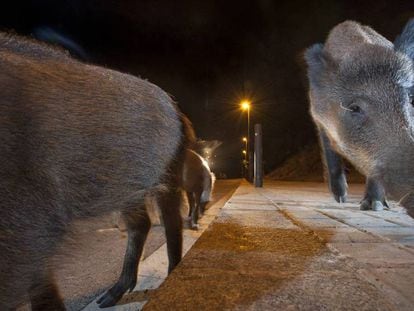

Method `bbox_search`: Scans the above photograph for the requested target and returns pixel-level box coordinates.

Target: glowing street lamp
[240,99,251,157]
[241,100,250,111]
[240,100,252,180]
[241,101,251,138]
[242,136,248,153]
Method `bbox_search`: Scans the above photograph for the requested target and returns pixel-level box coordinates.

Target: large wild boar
[305,19,414,216]
[0,32,194,310]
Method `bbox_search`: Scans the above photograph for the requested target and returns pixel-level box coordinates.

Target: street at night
[50,180,239,311]
[15,179,414,310]
[2,1,414,310]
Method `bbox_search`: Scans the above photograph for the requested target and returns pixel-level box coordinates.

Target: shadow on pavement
[143,221,329,310]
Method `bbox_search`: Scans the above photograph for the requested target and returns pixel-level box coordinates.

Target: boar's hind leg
[186,191,195,218]
[360,178,388,211]
[30,271,65,311]
[187,191,200,229]
[190,191,202,230]
[157,185,183,273]
[97,206,151,308]
[319,128,348,203]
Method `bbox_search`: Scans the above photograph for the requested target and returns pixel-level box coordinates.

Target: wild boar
[0,32,194,309]
[305,19,414,215]
[182,149,215,229]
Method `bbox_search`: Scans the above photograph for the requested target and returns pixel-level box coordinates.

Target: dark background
[1,0,413,177]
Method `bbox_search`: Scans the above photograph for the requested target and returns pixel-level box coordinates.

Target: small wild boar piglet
[0,32,193,310]
[305,19,414,216]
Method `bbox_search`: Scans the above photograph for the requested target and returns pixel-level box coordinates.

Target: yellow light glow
[242,150,247,154]
[240,100,251,111]
[242,137,247,142]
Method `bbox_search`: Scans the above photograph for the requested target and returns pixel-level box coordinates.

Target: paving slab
[358,266,414,310]
[143,180,414,310]
[315,227,383,243]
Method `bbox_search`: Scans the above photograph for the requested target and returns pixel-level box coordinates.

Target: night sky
[1,0,414,177]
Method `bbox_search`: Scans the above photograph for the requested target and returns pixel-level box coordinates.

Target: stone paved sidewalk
[81,180,240,311]
[143,180,414,311]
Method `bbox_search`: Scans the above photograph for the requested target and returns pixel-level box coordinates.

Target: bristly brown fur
[304,19,414,214]
[0,31,194,309]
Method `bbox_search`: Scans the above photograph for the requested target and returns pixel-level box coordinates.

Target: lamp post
[241,100,251,181]
[241,149,247,177]
[241,100,251,153]
[242,137,248,177]
[242,137,248,152]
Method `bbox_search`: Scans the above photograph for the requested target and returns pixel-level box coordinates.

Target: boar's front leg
[97,206,151,308]
[360,177,388,211]
[401,193,414,218]
[30,270,65,311]
[318,128,348,203]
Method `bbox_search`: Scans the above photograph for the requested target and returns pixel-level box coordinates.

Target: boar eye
[340,102,364,116]
[349,105,362,114]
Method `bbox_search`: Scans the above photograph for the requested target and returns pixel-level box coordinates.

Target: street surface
[18,179,414,310]
[144,180,414,311]
[51,179,239,311]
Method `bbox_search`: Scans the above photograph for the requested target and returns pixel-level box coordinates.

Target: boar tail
[201,171,215,203]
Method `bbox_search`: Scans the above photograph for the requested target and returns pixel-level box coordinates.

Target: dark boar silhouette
[0,32,194,310]
[182,149,215,230]
[305,19,414,216]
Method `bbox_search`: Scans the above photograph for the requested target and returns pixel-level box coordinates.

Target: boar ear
[304,44,335,88]
[325,21,393,61]
[395,18,414,60]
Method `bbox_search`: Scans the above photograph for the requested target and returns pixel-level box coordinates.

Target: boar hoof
[405,206,414,218]
[330,173,348,204]
[97,291,120,308]
[401,194,414,216]
[334,194,347,203]
[190,222,199,230]
[97,280,135,308]
[360,199,371,210]
[372,201,384,211]
[360,199,384,211]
